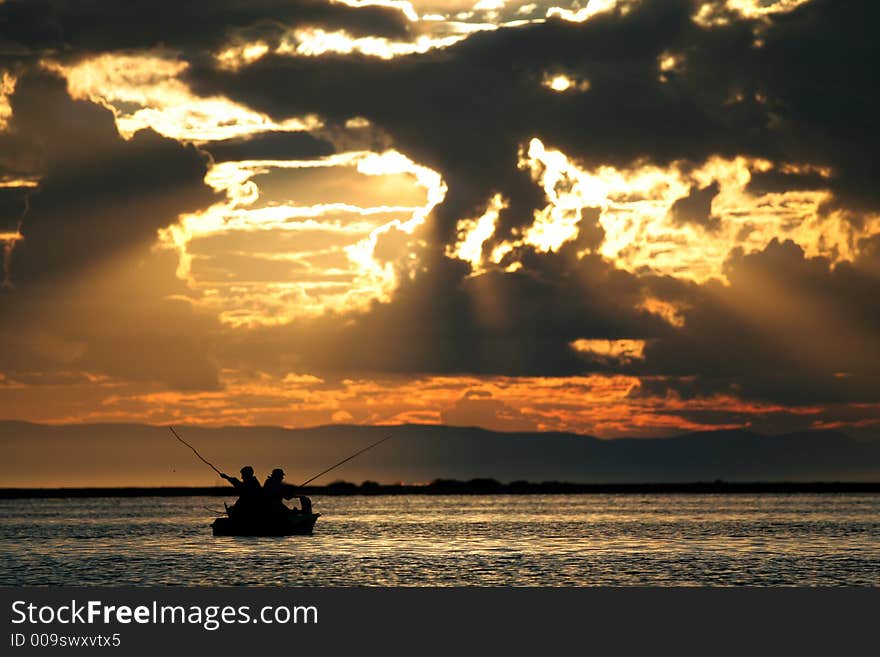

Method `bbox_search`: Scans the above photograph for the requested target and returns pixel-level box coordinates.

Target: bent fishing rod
[168,425,223,476]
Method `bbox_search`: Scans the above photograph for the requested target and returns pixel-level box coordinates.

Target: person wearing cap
[263,468,305,514]
[220,466,262,515]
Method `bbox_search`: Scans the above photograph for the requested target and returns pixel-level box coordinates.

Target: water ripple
[1,494,878,586]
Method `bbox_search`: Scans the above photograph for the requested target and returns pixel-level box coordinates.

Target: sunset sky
[0,0,878,439]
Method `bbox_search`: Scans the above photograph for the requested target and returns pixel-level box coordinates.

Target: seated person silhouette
[263,468,311,515]
[220,466,262,516]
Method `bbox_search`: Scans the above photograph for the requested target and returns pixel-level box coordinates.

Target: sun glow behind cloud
[0,71,15,131]
[202,0,819,70]
[33,53,449,327]
[216,28,469,67]
[0,65,29,283]
[447,193,507,272]
[541,72,591,93]
[501,138,880,282]
[283,28,466,59]
[208,0,819,66]
[4,0,877,445]
[334,0,422,22]
[210,1,633,68]
[637,297,686,328]
[546,0,633,22]
[161,151,446,326]
[572,339,646,364]
[50,55,319,141]
[694,0,814,27]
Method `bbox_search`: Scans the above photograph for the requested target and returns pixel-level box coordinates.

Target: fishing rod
[168,426,223,477]
[298,433,393,487]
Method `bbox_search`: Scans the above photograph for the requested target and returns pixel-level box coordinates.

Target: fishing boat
[167,425,391,537]
[211,511,321,537]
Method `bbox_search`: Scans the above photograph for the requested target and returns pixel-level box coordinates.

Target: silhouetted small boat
[211,512,320,537]
[167,425,387,538]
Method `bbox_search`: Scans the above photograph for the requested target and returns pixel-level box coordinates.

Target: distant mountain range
[1,421,878,487]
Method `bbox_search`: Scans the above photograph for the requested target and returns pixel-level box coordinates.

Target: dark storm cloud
[183,0,725,247]
[637,238,880,405]
[178,0,880,411]
[1,0,878,423]
[0,186,27,233]
[0,130,41,180]
[745,170,830,196]
[186,0,880,242]
[666,182,720,231]
[203,130,335,163]
[0,0,410,65]
[0,70,222,388]
[216,210,880,410]
[746,1,879,214]
[7,70,218,283]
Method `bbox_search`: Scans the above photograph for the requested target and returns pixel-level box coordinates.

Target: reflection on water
[1,494,878,586]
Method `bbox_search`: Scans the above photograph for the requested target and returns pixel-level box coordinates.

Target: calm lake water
[1,494,878,586]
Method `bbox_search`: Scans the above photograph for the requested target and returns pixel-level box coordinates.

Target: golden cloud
[571,339,646,364]
[541,72,591,93]
[501,138,880,282]
[546,0,633,22]
[694,0,813,27]
[0,368,840,438]
[446,193,507,272]
[48,54,319,141]
[160,150,446,326]
[0,71,15,131]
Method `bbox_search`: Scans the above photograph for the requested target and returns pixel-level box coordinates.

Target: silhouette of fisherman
[264,468,312,515]
[220,466,262,515]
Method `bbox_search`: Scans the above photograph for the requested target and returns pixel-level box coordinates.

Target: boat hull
[211,513,320,537]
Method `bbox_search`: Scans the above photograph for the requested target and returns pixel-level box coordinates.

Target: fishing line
[168,426,223,476]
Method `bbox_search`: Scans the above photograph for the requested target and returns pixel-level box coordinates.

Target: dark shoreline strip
[1,481,879,499]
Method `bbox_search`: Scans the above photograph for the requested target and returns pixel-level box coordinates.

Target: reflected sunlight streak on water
[1,495,878,586]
